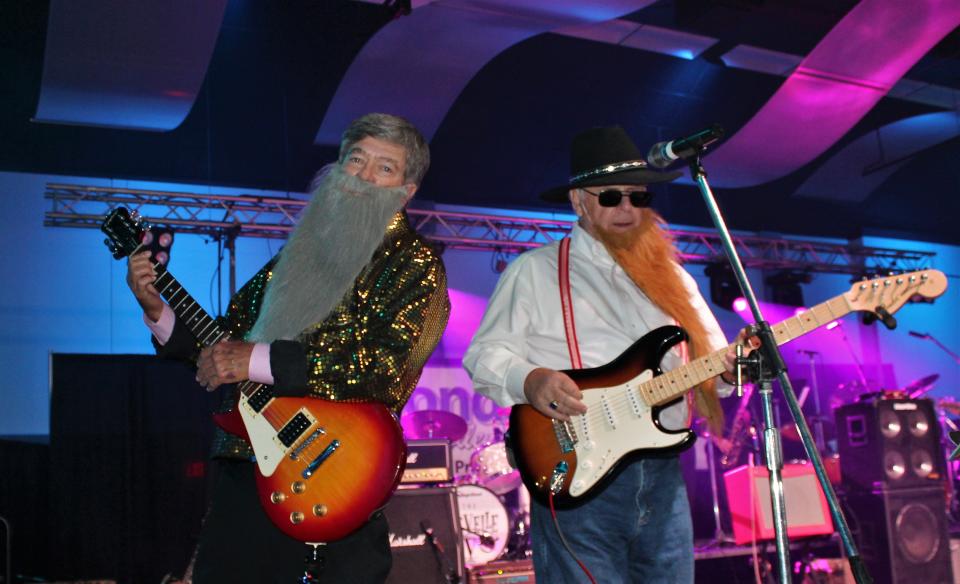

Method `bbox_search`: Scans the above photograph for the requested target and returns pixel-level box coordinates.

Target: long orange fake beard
[596,211,724,433]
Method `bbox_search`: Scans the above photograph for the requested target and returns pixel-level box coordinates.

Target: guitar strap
[558,237,583,370]
[559,235,694,424]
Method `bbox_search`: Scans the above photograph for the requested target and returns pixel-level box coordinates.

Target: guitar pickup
[276,410,315,448]
[247,386,274,413]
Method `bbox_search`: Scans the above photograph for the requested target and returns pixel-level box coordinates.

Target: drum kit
[400,409,531,568]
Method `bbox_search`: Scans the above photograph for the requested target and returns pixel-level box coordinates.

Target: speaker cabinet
[845,487,953,584]
[384,487,464,584]
[835,398,943,491]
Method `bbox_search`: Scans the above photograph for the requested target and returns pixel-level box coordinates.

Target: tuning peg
[876,306,897,330]
[102,238,124,259]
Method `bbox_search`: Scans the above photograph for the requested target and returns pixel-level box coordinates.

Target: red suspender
[558,237,583,370]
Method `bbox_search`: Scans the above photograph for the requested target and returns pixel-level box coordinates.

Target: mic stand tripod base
[299,543,326,584]
[697,425,735,550]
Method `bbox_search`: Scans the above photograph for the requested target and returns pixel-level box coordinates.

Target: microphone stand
[685,152,872,584]
[797,350,827,454]
[833,322,870,387]
[1,515,9,584]
[911,332,960,364]
[697,422,734,548]
[421,521,460,584]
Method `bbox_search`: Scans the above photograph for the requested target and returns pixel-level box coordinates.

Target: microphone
[647,124,725,168]
[420,520,445,553]
[909,331,929,339]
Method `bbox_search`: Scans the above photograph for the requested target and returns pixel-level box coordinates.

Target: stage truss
[45,183,936,275]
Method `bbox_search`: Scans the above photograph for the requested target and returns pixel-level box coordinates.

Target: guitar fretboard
[153,265,264,402]
[154,267,226,347]
[637,294,852,406]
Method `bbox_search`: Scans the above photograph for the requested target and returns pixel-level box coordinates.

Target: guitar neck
[642,293,852,406]
[153,265,227,347]
[153,264,265,400]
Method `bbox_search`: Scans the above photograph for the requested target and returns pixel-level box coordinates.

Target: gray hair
[338,113,431,185]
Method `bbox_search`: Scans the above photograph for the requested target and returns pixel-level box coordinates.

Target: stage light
[732,297,748,313]
[705,262,740,311]
[765,270,812,307]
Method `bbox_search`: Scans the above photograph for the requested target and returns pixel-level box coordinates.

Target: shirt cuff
[248,342,275,385]
[143,305,175,345]
[505,361,538,405]
[716,371,735,398]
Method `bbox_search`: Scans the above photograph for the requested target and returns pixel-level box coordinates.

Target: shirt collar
[570,222,616,266]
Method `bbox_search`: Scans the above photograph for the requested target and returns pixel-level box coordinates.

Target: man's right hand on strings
[524,367,588,421]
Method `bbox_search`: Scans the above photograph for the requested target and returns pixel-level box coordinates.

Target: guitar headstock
[844,270,947,317]
[101,207,145,260]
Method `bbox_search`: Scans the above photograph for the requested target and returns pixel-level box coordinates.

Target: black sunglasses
[582,188,653,208]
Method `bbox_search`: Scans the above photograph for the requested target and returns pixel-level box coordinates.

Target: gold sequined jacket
[158,212,450,459]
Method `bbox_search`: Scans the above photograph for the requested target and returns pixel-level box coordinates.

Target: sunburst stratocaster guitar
[102,207,406,543]
[510,271,947,508]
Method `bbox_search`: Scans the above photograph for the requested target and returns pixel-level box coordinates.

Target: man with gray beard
[127,113,450,583]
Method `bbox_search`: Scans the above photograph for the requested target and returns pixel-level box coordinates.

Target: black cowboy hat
[539,126,682,203]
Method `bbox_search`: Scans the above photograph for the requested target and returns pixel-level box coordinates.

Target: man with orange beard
[464,126,749,583]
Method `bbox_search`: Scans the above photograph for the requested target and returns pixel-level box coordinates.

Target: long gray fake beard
[246,164,409,342]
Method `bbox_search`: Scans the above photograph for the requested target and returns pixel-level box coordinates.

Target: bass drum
[457,484,509,567]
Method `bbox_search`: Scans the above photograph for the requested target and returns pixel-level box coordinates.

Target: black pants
[193,460,392,584]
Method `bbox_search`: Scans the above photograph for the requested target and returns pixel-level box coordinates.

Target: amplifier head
[401,439,452,484]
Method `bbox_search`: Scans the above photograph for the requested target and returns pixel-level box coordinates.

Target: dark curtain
[42,354,217,583]
[0,437,49,582]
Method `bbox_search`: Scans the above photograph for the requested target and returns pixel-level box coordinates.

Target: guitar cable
[548,490,597,584]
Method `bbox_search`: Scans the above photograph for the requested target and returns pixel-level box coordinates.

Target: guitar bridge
[552,419,577,454]
[289,427,326,460]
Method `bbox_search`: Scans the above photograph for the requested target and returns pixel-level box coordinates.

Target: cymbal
[401,409,468,442]
[902,373,940,397]
[938,397,960,415]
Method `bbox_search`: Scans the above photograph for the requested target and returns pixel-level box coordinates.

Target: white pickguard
[238,395,313,476]
[567,369,690,498]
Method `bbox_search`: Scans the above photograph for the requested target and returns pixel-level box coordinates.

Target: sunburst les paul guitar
[509,271,947,508]
[102,208,406,543]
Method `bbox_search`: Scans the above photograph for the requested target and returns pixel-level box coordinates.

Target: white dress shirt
[463,223,730,430]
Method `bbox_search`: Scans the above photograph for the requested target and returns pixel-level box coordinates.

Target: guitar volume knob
[313,504,328,517]
[290,511,305,524]
[291,481,306,494]
[270,491,286,504]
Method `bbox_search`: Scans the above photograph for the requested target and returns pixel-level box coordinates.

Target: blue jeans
[530,457,693,584]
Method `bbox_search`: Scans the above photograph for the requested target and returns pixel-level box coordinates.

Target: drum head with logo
[456,484,509,567]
